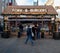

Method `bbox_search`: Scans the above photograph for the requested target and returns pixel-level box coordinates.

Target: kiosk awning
[2,6,58,15]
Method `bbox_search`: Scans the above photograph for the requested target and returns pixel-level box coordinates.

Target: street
[0,37,60,53]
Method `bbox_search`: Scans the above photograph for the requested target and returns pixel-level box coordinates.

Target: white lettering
[12,8,47,12]
[12,8,15,11]
[25,9,28,12]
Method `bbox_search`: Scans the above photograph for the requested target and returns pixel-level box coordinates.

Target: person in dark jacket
[19,23,23,32]
[25,25,34,45]
[0,24,3,32]
[18,23,23,38]
[36,24,41,39]
[34,24,37,39]
[32,25,36,40]
[0,24,3,37]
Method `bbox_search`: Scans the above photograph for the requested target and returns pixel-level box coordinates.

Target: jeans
[25,35,34,45]
[37,32,40,39]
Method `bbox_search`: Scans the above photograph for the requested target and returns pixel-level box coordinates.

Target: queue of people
[17,24,41,39]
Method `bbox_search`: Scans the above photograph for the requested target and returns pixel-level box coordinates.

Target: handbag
[32,32,34,37]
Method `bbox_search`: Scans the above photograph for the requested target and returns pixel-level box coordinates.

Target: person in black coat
[18,23,23,38]
[0,24,3,32]
[36,24,41,39]
[32,26,36,40]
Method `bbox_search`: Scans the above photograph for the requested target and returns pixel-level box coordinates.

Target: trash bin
[53,32,60,40]
[1,31,10,38]
[58,32,60,39]
[41,28,45,38]
[18,32,21,38]
[41,32,44,38]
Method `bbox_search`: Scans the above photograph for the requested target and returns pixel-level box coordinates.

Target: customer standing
[32,25,35,40]
[18,23,23,38]
[25,25,34,45]
[36,24,41,39]
[0,24,3,36]
[34,24,37,40]
[0,24,3,32]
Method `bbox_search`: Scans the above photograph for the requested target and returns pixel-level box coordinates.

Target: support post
[56,22,59,32]
[4,16,8,31]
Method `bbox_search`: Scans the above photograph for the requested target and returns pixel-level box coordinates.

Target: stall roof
[2,5,58,15]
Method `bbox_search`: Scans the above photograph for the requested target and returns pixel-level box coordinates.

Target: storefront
[1,6,58,38]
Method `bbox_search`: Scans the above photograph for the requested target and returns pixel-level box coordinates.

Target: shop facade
[2,6,58,38]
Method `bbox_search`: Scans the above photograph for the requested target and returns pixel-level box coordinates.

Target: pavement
[0,36,60,53]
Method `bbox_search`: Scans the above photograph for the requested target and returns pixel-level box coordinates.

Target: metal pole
[56,22,59,32]
[16,16,17,30]
[42,15,43,28]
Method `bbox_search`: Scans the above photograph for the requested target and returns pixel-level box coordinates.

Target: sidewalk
[0,37,60,53]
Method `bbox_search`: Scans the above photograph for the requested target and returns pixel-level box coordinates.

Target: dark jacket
[0,25,3,32]
[37,26,41,32]
[19,25,23,32]
[27,27,32,36]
